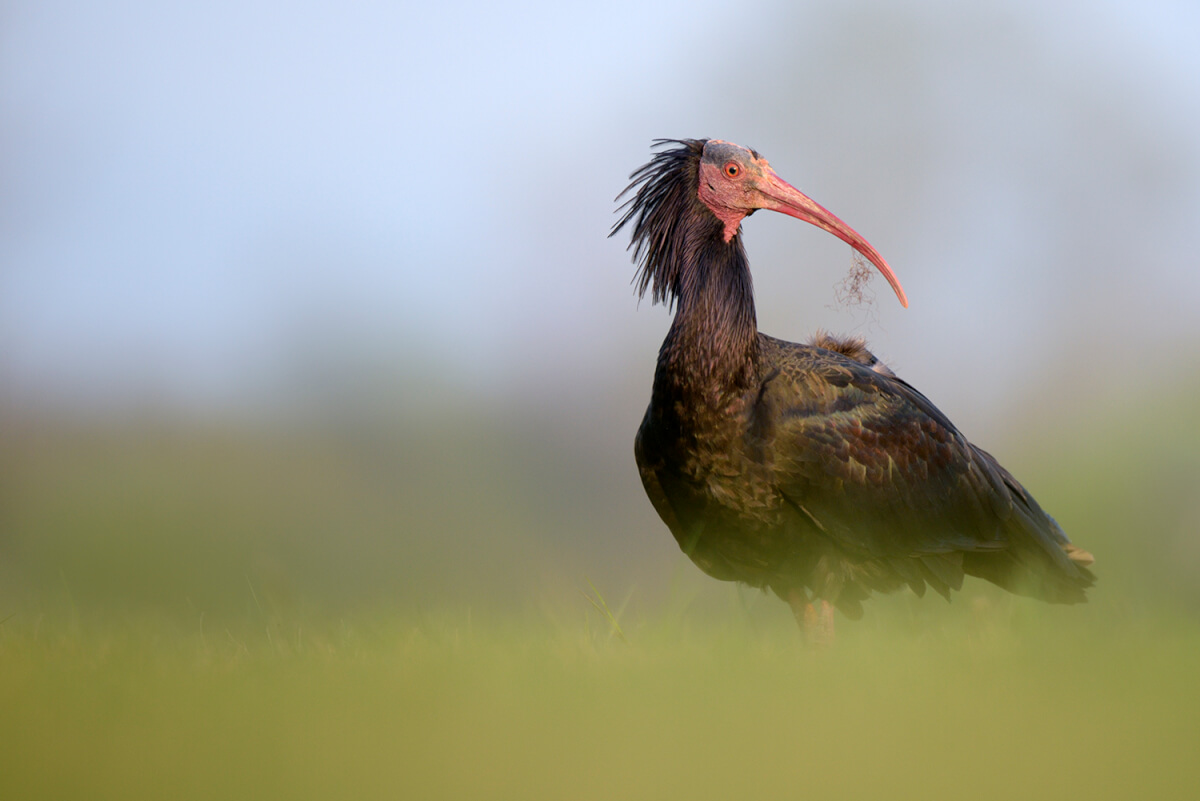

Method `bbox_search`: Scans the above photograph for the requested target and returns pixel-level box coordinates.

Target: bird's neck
[657,234,760,401]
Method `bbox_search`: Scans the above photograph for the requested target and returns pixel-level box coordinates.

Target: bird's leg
[785,588,810,631]
[816,599,835,644]
[784,589,835,646]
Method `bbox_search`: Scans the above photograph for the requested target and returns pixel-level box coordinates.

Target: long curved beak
[758,171,908,308]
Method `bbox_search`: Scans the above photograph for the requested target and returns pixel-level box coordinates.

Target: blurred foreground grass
[2,603,1199,800]
[1,381,1198,799]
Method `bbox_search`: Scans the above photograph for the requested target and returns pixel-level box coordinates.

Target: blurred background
[2,0,1199,621]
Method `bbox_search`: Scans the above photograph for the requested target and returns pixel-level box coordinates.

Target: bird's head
[613,139,908,309]
[696,140,908,308]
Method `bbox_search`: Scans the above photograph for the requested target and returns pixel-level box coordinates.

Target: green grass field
[3,601,1198,800]
[2,389,1198,799]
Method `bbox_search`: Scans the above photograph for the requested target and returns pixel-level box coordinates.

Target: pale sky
[3,0,1199,425]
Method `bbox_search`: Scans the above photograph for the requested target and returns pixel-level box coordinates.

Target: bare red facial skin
[697,160,750,242]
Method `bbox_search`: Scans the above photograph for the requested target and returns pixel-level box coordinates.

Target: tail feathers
[978,457,1096,603]
[963,541,1096,605]
[1064,543,1095,568]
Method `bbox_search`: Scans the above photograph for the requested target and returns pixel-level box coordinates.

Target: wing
[757,337,1091,601]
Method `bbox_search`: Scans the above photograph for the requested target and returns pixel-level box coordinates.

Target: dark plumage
[613,139,1094,636]
[808,330,895,377]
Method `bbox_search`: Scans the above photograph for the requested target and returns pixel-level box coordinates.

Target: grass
[1,392,1197,800]
[2,596,1198,801]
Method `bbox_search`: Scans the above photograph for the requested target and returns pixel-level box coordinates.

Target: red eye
[724,163,740,178]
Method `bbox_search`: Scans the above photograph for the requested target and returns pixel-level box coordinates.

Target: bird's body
[615,139,1093,631]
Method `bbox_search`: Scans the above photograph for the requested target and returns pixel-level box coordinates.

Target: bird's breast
[639,380,783,520]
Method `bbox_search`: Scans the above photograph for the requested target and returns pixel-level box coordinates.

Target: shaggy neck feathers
[612,139,760,396]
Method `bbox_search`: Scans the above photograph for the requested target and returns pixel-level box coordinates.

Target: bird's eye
[724,163,740,178]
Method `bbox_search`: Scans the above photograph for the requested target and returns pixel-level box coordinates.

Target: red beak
[758,171,909,308]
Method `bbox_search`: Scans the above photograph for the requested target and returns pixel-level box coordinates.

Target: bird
[612,139,1094,639]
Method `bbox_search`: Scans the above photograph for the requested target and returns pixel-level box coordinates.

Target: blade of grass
[581,577,628,644]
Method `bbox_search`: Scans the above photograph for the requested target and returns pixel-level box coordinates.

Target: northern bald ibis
[612,139,1094,638]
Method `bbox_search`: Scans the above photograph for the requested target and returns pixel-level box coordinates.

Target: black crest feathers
[610,139,711,308]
